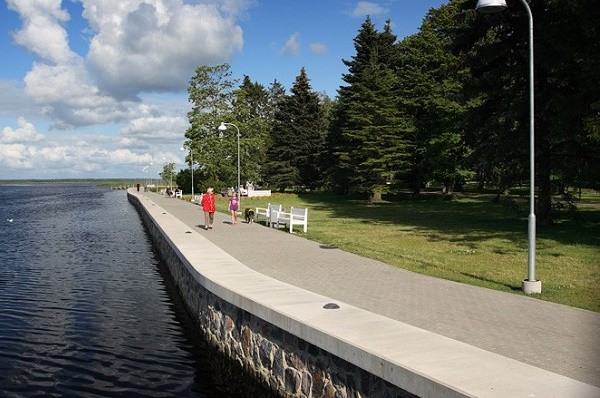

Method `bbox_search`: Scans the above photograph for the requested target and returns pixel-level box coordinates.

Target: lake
[0,184,274,397]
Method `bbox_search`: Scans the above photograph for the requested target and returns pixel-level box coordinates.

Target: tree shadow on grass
[298,192,600,248]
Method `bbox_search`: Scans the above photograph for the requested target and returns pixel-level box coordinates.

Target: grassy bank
[206,190,600,312]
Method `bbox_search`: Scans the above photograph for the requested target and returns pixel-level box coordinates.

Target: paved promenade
[140,191,599,389]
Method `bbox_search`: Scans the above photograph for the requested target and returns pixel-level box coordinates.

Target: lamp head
[476,0,507,14]
[218,122,227,131]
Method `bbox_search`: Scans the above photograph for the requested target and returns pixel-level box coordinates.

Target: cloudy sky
[0,0,446,180]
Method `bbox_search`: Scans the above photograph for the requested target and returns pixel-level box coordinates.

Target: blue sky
[0,0,447,180]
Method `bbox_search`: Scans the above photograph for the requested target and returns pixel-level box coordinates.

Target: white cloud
[7,0,75,64]
[280,32,300,56]
[0,129,180,179]
[0,80,44,119]
[7,0,246,129]
[0,143,35,169]
[1,117,45,143]
[2,0,252,178]
[350,1,388,18]
[23,60,141,128]
[121,115,188,142]
[219,0,256,17]
[84,0,243,99]
[309,42,327,55]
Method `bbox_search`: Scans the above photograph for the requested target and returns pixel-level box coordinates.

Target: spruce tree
[265,68,325,191]
[457,0,600,223]
[396,3,470,195]
[330,17,411,199]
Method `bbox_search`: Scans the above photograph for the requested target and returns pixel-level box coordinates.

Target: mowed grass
[208,191,600,312]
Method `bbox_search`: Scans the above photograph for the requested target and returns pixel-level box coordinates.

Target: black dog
[244,208,255,224]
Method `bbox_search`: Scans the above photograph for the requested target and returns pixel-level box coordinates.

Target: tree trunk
[537,138,553,226]
[477,172,485,192]
[443,180,454,195]
[371,189,383,202]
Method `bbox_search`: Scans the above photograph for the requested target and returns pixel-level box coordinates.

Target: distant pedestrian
[229,192,239,225]
[200,187,216,230]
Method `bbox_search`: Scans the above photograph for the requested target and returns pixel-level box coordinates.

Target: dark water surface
[0,184,273,397]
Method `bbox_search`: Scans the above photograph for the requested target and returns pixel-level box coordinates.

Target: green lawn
[199,190,600,312]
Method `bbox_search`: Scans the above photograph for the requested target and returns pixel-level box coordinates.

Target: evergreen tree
[265,68,325,190]
[460,1,531,198]
[330,17,411,199]
[535,0,600,195]
[318,93,336,190]
[341,17,381,84]
[346,63,412,199]
[267,79,287,120]
[262,79,287,181]
[396,3,470,195]
[460,0,600,223]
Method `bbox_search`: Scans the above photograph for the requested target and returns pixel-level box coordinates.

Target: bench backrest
[268,204,282,217]
[290,207,307,219]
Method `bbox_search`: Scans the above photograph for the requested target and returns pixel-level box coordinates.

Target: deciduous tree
[184,64,237,188]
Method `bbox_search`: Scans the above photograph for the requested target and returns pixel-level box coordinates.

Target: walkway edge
[129,190,599,398]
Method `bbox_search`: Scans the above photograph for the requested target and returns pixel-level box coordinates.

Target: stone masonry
[129,193,414,398]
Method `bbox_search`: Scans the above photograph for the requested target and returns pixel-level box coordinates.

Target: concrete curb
[129,189,599,398]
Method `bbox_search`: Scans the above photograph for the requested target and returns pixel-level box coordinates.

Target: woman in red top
[200,187,216,230]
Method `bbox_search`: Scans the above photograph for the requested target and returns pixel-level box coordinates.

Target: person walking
[228,192,239,225]
[200,187,216,230]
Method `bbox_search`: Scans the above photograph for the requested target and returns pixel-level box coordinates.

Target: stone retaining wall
[128,193,414,398]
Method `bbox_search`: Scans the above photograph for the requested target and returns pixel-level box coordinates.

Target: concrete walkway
[140,191,599,389]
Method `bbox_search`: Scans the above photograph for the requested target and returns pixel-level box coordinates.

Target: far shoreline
[0,178,143,187]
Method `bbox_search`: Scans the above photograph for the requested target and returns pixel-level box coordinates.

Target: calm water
[0,184,274,397]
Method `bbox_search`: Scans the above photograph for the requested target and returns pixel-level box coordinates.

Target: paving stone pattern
[142,192,600,388]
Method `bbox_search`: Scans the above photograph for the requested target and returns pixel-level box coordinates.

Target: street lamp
[180,143,194,201]
[218,122,241,209]
[476,0,541,294]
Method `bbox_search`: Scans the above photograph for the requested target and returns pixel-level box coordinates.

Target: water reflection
[0,185,276,397]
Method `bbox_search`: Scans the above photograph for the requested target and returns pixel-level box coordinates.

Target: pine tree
[329,17,411,199]
[265,68,325,190]
[345,63,412,199]
[267,80,286,120]
[396,3,470,195]
[457,0,600,223]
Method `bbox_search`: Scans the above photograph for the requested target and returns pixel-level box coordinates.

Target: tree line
[177,0,599,225]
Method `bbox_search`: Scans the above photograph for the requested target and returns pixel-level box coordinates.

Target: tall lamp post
[180,143,194,201]
[476,0,541,294]
[218,122,241,209]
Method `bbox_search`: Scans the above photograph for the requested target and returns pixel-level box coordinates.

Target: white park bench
[271,207,308,233]
[255,203,282,225]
